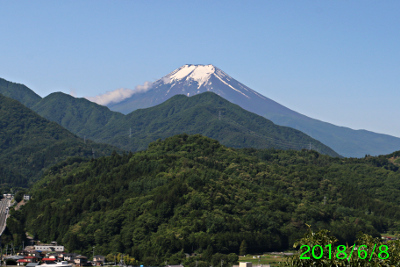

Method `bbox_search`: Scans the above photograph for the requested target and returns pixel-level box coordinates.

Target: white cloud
[86,81,153,106]
[134,81,153,93]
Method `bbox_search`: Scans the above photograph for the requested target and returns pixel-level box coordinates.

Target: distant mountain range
[0,77,338,156]
[34,92,339,156]
[0,93,119,188]
[3,63,400,158]
[106,64,400,157]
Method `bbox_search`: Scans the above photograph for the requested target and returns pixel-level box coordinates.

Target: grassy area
[239,254,289,267]
[380,232,400,239]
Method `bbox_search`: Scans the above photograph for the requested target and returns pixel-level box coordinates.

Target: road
[0,197,11,236]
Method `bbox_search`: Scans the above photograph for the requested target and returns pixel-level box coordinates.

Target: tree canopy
[10,134,400,265]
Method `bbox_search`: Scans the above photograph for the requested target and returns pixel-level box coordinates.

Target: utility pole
[129,128,132,138]
[93,246,95,261]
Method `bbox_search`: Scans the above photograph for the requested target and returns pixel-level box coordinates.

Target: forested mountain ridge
[12,134,400,266]
[31,91,339,157]
[0,77,41,108]
[32,92,125,138]
[0,94,120,188]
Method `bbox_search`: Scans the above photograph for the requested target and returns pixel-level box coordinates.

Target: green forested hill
[13,134,400,265]
[0,94,120,188]
[32,92,339,157]
[32,92,124,138]
[104,93,338,157]
[0,78,42,108]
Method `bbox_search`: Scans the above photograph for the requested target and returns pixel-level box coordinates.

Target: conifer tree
[239,240,247,256]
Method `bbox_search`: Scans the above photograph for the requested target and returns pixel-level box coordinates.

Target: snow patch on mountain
[169,65,197,81]
[167,64,216,89]
[214,73,249,98]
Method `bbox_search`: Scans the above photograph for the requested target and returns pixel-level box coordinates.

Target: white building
[34,245,64,252]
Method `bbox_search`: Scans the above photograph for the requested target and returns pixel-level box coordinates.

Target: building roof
[75,256,88,259]
[5,256,24,260]
[63,253,79,258]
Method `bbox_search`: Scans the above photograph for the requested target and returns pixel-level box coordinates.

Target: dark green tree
[239,240,247,256]
[203,245,213,262]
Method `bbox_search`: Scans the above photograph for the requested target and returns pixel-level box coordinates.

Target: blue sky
[1,1,400,137]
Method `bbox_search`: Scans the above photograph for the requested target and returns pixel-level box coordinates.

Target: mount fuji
[109,64,295,119]
[107,64,400,157]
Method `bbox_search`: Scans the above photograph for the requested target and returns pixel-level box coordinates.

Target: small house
[64,253,79,262]
[74,255,88,266]
[93,255,105,266]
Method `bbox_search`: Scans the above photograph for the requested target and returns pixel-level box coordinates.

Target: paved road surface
[0,197,11,236]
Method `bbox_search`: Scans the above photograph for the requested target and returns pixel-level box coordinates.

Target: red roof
[25,256,36,259]
[42,258,56,261]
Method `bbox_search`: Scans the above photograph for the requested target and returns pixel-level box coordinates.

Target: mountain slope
[0,77,42,108]
[0,94,119,188]
[16,134,400,264]
[105,92,339,156]
[32,91,339,157]
[107,64,400,157]
[32,92,124,139]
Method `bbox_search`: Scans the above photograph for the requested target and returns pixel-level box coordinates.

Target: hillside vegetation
[32,92,339,157]
[0,94,120,188]
[12,134,400,265]
[0,77,41,108]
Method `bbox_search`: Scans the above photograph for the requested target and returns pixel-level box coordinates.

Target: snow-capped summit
[166,64,218,87]
[146,64,268,100]
[107,63,291,119]
[162,64,235,89]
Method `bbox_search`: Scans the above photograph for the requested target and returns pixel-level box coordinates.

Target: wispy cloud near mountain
[86,81,153,106]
